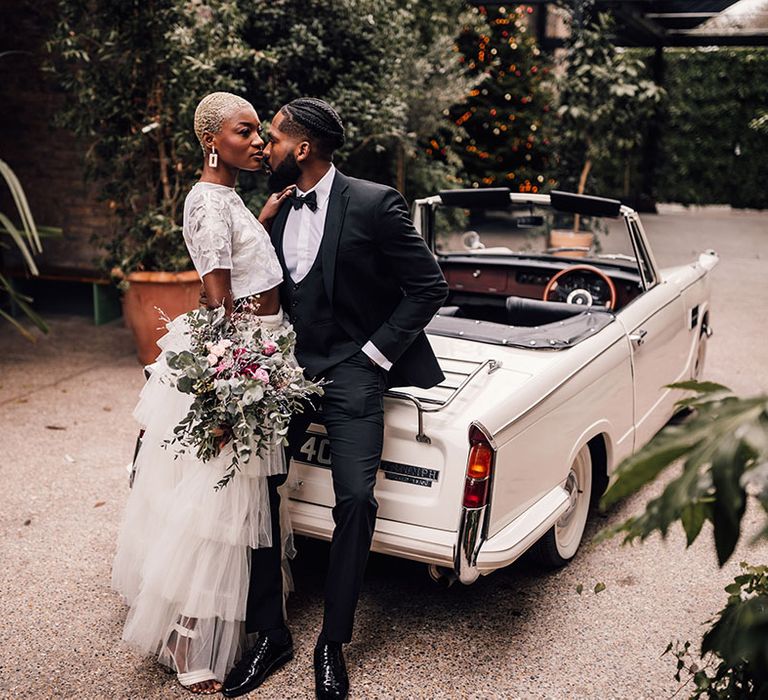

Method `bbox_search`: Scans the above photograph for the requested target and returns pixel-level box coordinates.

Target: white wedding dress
[111,182,290,685]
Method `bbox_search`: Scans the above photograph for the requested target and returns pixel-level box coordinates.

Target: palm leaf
[0,212,39,275]
[0,274,48,334]
[0,307,37,342]
[0,159,47,339]
[0,158,42,254]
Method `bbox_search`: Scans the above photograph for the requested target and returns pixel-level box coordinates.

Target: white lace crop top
[182,182,283,299]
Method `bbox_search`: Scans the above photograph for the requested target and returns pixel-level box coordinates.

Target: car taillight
[462,425,495,508]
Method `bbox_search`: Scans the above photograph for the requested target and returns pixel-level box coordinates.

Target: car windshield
[434,202,639,271]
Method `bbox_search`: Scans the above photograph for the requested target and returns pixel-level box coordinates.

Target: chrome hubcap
[557,470,580,529]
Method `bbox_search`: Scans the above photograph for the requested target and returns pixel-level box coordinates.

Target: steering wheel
[542,264,617,310]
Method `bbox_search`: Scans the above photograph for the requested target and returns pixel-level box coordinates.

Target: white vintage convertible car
[287,188,718,584]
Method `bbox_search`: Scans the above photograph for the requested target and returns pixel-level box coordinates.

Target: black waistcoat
[281,250,359,379]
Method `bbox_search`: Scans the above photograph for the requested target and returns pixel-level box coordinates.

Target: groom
[222,98,448,699]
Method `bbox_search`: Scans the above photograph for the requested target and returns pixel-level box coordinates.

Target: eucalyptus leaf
[176,376,193,394]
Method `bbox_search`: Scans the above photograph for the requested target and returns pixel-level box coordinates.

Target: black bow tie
[289,190,318,212]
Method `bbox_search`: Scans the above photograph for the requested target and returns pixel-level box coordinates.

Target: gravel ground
[1,209,767,700]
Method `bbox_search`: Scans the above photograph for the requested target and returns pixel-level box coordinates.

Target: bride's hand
[258,186,295,227]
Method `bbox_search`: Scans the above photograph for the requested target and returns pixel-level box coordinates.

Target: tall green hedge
[655,48,768,209]
[582,47,768,209]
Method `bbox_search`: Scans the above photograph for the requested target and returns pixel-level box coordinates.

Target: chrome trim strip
[455,506,487,584]
[454,420,498,584]
[629,213,661,287]
[471,420,497,450]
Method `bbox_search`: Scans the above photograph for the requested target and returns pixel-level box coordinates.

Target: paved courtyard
[1,209,767,699]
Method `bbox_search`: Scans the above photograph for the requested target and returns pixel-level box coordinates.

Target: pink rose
[253,368,270,384]
[263,341,278,356]
[215,357,233,375]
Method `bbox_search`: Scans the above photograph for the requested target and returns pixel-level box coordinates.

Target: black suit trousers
[246,350,386,643]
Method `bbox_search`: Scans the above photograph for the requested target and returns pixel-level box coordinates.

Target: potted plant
[45,0,262,363]
[552,12,663,250]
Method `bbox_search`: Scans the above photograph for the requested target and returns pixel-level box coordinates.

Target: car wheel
[531,444,593,568]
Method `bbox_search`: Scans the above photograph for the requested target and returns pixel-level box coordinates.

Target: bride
[112,92,295,694]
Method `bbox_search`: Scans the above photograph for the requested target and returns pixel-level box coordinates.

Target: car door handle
[629,329,648,345]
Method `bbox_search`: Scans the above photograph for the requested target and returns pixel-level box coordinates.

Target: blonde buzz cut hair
[193,92,253,153]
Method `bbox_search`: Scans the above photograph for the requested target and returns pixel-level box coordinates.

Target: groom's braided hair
[278,97,345,160]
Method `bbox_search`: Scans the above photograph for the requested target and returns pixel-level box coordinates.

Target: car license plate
[293,429,439,488]
[294,429,333,469]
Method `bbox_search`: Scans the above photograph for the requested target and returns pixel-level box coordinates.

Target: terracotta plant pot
[122,270,201,365]
[548,230,595,257]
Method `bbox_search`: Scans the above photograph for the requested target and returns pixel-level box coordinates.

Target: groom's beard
[267,152,302,192]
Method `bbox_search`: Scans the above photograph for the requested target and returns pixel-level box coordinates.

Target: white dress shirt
[282,164,392,370]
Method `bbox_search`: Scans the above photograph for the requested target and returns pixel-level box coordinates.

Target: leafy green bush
[235,0,481,205]
[655,48,768,209]
[45,0,480,274]
[665,563,768,697]
[583,47,768,208]
[554,13,663,198]
[46,0,260,275]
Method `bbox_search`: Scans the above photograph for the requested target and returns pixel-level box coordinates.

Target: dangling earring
[208,146,218,168]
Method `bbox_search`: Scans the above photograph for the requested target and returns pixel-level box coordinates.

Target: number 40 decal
[299,435,332,466]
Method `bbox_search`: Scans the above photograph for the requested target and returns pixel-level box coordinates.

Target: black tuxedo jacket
[270,170,448,389]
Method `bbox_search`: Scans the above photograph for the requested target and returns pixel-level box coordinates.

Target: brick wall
[0,0,114,274]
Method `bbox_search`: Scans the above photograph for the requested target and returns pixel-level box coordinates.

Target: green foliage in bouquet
[45,0,263,276]
[601,382,768,697]
[164,306,323,490]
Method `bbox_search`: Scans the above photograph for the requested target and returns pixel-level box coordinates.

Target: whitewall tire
[531,444,593,568]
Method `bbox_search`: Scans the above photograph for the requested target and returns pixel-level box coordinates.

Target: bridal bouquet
[163,306,323,490]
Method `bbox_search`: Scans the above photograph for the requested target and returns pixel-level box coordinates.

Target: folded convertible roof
[437,188,622,218]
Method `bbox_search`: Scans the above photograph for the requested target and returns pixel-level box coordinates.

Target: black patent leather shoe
[222,632,293,698]
[314,642,349,700]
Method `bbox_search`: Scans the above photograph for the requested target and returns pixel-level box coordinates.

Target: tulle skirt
[111,310,294,683]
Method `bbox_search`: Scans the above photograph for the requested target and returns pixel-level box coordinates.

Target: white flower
[206,339,233,358]
[242,385,265,406]
[207,353,219,365]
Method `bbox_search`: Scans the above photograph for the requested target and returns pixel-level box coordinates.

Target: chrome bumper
[454,504,489,584]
